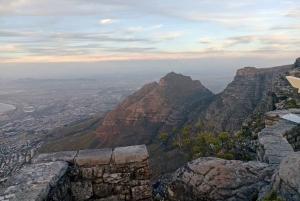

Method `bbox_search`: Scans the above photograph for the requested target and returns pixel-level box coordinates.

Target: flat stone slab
[265,109,300,126]
[76,148,112,166]
[0,184,49,201]
[31,151,78,164]
[5,161,68,187]
[113,145,149,164]
[258,122,295,164]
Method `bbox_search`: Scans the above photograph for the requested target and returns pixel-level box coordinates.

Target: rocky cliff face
[96,72,213,147]
[202,65,292,132]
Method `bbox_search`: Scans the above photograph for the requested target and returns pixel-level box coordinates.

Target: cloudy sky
[0,0,299,78]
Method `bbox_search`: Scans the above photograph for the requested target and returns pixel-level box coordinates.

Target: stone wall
[263,109,300,152]
[0,145,153,201]
[256,109,300,164]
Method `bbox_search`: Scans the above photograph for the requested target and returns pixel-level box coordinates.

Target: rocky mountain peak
[295,57,300,68]
[158,72,206,92]
[159,72,200,85]
[236,67,258,75]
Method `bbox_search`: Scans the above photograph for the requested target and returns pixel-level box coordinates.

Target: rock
[264,109,300,127]
[166,157,276,201]
[47,175,71,201]
[70,180,93,201]
[113,185,130,195]
[135,165,151,180]
[131,181,152,200]
[5,161,68,187]
[76,148,112,166]
[93,183,113,198]
[295,57,300,68]
[113,145,149,164]
[0,184,50,201]
[257,121,295,164]
[152,175,169,199]
[91,195,121,201]
[103,173,132,183]
[82,167,94,179]
[258,152,300,201]
[31,151,78,164]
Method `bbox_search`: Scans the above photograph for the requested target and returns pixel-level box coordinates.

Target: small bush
[262,189,286,201]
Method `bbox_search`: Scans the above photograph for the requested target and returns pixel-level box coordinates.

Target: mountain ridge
[96,63,295,148]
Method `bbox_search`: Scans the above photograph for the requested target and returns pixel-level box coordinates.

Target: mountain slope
[96,72,214,147]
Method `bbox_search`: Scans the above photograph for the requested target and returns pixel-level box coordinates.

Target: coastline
[0,102,16,113]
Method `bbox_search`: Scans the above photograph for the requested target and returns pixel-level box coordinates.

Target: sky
[0,0,299,78]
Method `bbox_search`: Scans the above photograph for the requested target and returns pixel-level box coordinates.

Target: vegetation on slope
[38,117,103,153]
[262,189,286,201]
[159,123,255,161]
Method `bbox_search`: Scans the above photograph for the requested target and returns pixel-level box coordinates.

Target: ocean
[0,102,15,113]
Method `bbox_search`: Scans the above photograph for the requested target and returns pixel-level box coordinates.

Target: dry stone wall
[257,109,300,164]
[0,145,153,201]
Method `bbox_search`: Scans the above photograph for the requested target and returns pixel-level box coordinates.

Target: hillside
[96,72,214,148]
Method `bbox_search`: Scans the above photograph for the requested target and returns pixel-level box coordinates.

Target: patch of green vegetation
[38,117,102,153]
[161,123,237,161]
[285,99,299,109]
[49,118,101,139]
[262,189,286,201]
[38,132,100,153]
[160,123,256,162]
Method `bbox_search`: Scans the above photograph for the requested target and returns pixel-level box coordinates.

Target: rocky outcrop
[166,157,276,201]
[295,57,300,69]
[258,152,300,201]
[96,72,213,147]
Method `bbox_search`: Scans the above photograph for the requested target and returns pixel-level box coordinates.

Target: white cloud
[125,24,163,33]
[161,33,180,40]
[283,6,300,17]
[199,37,213,43]
[100,19,119,25]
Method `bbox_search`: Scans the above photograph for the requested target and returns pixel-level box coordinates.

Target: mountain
[201,64,293,132]
[95,64,295,148]
[96,72,214,147]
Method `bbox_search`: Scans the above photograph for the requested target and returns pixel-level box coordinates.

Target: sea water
[0,102,15,113]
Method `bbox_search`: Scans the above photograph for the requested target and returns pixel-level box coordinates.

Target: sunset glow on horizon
[0,0,299,65]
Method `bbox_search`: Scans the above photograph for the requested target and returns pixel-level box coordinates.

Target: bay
[0,102,15,113]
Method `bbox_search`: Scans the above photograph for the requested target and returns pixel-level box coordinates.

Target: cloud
[125,24,163,33]
[103,46,156,53]
[100,19,119,25]
[161,33,181,40]
[283,6,300,17]
[199,37,213,43]
[269,25,300,30]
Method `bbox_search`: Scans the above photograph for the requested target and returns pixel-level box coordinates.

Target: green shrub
[262,189,286,201]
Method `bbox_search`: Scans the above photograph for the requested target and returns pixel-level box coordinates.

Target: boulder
[166,157,276,201]
[258,152,300,201]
